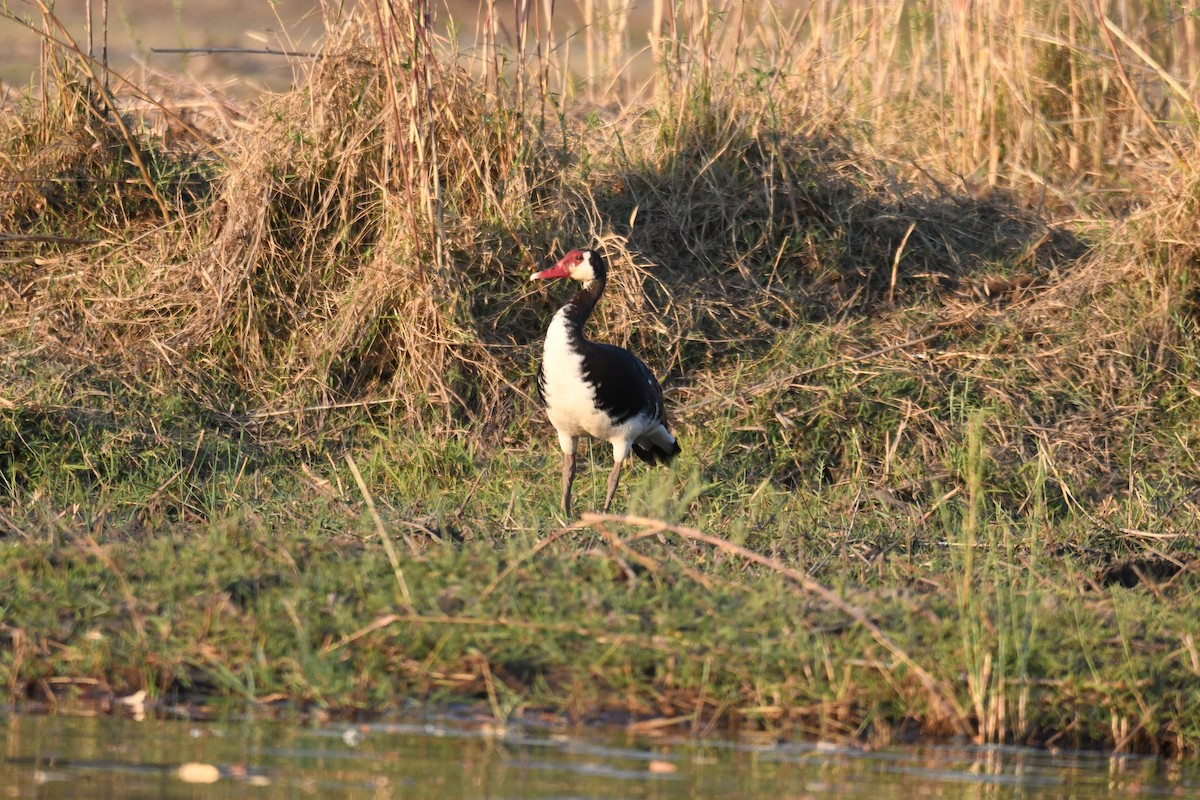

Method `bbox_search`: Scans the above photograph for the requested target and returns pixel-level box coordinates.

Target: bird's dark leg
[603,458,623,513]
[561,451,577,516]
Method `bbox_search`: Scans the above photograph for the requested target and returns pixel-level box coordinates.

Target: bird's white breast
[541,309,627,441]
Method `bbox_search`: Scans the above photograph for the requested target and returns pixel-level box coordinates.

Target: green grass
[3,314,1199,753]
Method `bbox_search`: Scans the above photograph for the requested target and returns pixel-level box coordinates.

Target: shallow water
[1,712,1194,799]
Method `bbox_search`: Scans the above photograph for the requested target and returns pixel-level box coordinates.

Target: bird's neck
[560,276,606,339]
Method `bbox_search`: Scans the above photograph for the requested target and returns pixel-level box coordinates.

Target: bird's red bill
[531,263,571,280]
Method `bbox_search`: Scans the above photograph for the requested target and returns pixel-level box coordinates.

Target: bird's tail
[632,425,681,466]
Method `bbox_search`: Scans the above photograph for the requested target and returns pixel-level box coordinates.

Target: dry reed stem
[681,331,943,416]
[345,453,416,610]
[32,0,173,220]
[1092,0,1179,159]
[321,611,735,660]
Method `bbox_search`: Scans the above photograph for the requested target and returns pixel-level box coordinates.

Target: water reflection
[1,712,1193,799]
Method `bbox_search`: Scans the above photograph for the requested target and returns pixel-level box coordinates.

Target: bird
[531,247,681,516]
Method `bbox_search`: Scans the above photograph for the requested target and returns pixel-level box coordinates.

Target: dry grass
[3,1,1195,431]
[2,0,1196,512]
[2,0,1197,532]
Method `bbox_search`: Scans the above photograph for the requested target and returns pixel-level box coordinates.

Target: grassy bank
[3,0,1200,755]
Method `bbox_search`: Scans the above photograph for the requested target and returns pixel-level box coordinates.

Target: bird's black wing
[582,341,666,424]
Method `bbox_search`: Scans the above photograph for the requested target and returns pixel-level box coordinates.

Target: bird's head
[531,248,604,284]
